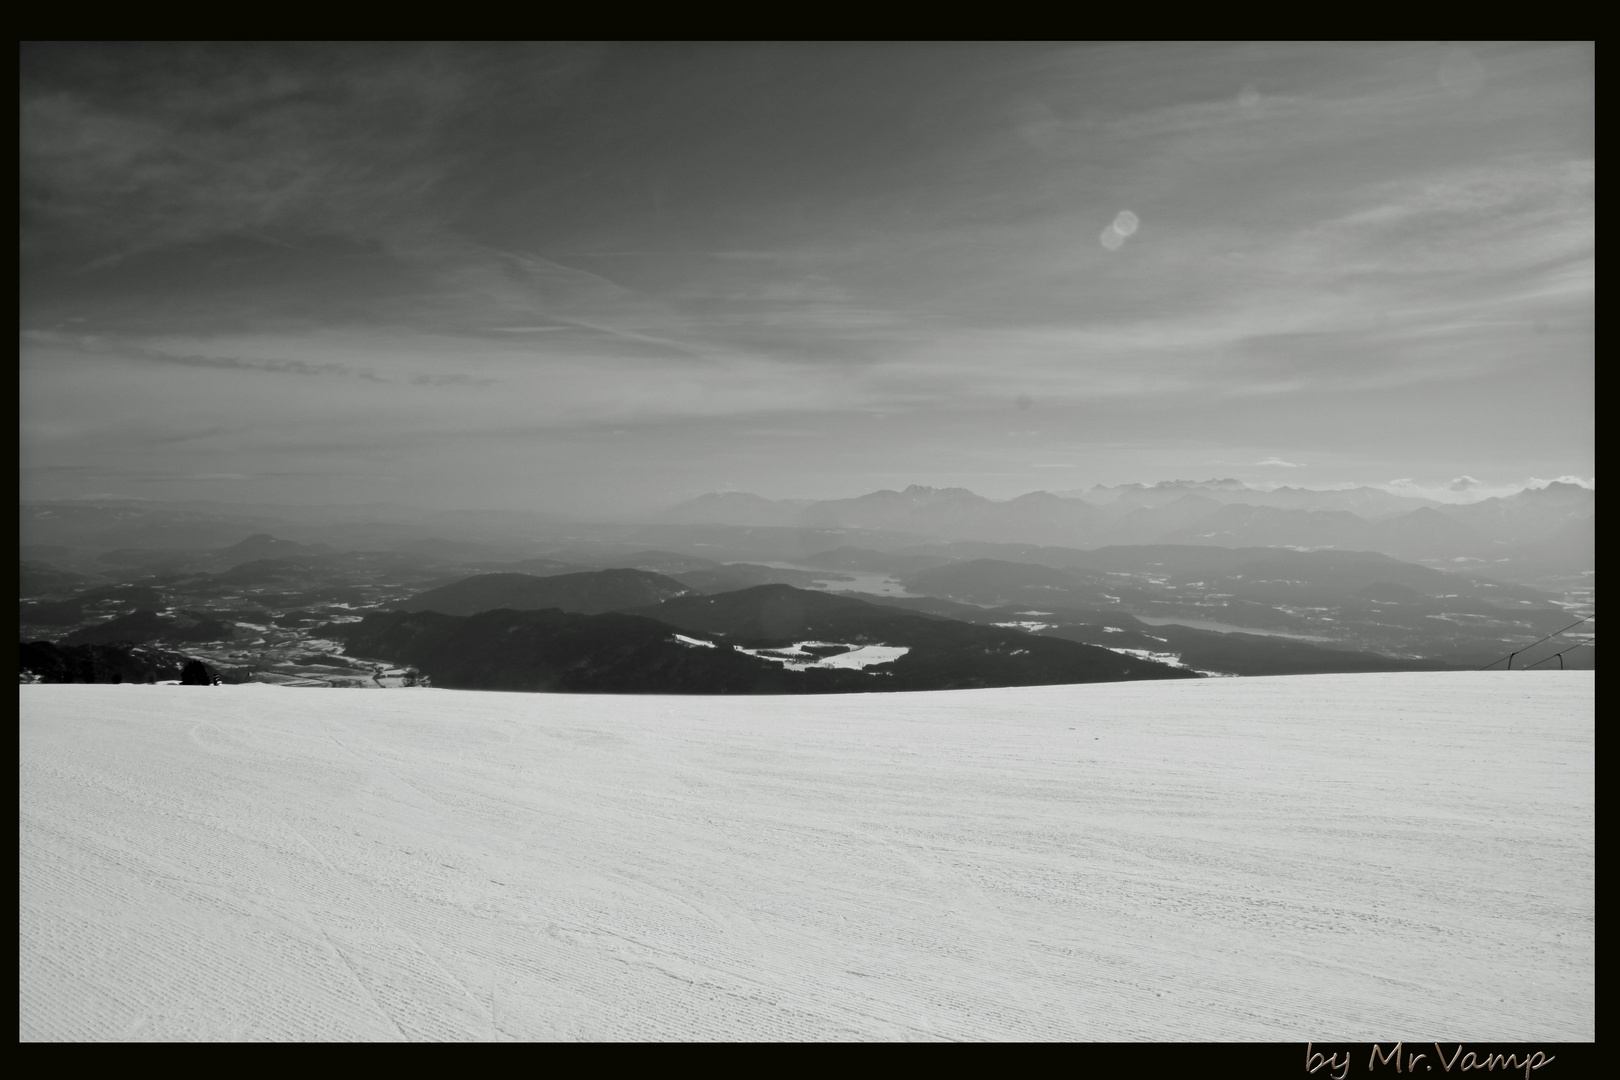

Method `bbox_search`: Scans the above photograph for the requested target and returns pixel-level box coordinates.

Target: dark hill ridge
[510,550,838,592]
[20,641,199,684]
[20,560,90,598]
[623,584,1190,687]
[669,564,836,594]
[332,608,830,693]
[60,609,235,646]
[215,533,331,561]
[335,584,1193,694]
[20,583,169,628]
[622,583,968,645]
[396,568,690,617]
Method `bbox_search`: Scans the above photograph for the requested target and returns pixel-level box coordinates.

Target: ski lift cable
[1478,614,1594,671]
[1524,638,1595,669]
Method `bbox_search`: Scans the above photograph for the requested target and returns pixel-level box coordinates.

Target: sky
[20,42,1594,516]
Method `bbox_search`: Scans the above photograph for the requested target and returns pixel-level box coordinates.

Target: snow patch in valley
[736,641,910,671]
[809,645,910,670]
[1103,645,1189,669]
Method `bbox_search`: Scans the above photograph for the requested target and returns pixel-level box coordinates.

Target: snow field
[19,673,1593,1041]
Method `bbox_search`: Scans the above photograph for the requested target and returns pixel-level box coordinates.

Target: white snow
[672,634,717,648]
[1103,645,1188,668]
[20,673,1593,1041]
[735,641,908,672]
[805,645,909,670]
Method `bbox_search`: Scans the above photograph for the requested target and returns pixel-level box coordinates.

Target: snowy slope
[20,674,1593,1041]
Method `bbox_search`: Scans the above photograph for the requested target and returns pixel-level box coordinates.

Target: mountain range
[655,481,1594,581]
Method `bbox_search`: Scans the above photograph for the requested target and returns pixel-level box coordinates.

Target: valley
[20,481,1594,691]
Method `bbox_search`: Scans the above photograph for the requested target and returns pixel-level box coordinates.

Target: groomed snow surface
[20,673,1592,1041]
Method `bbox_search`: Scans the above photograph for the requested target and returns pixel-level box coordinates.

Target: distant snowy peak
[1518,480,1595,502]
[1072,479,1250,503]
[897,484,981,499]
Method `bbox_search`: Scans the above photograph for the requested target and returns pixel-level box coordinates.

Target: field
[20,673,1593,1041]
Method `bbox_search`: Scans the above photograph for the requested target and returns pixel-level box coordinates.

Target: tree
[180,659,213,686]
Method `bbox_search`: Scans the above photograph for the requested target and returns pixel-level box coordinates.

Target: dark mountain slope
[332,608,861,693]
[20,561,89,598]
[396,569,690,616]
[335,585,1193,694]
[670,564,835,594]
[20,641,198,684]
[216,533,331,562]
[625,584,1192,688]
[61,609,236,646]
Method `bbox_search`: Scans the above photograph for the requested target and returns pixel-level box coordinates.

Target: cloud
[20,44,601,261]
[1530,475,1594,489]
[1448,475,1483,491]
[1255,457,1306,468]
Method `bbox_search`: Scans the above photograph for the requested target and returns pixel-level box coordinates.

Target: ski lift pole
[1526,637,1594,670]
[1480,615,1593,671]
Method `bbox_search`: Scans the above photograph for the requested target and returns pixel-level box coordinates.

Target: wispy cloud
[25,331,385,381]
[22,330,504,389]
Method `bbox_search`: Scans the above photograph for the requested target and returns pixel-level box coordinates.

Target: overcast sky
[20,42,1593,515]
